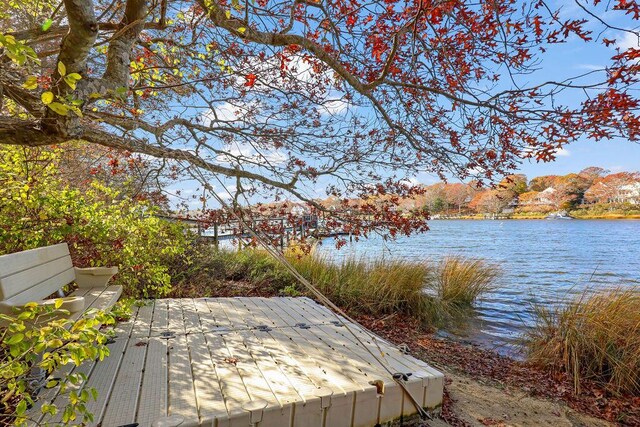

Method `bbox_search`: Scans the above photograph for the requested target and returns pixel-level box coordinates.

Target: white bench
[0,243,122,317]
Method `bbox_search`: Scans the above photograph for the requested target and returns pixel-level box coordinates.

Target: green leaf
[16,399,27,416]
[57,61,66,76]
[6,333,24,345]
[48,102,68,116]
[64,76,77,90]
[41,91,54,105]
[23,76,38,90]
[42,18,53,32]
[66,72,82,80]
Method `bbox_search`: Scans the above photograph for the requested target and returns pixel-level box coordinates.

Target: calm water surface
[317,220,640,354]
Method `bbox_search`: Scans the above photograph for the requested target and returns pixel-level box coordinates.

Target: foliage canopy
[1,0,640,236]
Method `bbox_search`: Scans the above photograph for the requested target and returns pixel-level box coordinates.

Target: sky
[166,0,640,210]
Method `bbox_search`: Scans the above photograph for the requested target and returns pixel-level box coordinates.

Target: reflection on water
[317,220,640,355]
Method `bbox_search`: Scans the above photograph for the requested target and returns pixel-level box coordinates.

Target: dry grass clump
[429,256,500,306]
[169,246,499,325]
[524,287,640,395]
[287,251,433,320]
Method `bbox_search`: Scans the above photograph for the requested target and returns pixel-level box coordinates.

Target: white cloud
[574,63,604,71]
[616,31,639,51]
[201,101,258,124]
[556,148,571,157]
[214,141,289,167]
[321,98,350,115]
[400,177,421,188]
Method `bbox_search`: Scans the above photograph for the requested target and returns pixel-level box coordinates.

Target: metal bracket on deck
[295,322,311,329]
[159,331,176,339]
[255,325,273,332]
[392,372,412,382]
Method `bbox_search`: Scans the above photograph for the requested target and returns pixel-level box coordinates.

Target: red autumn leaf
[244,73,257,87]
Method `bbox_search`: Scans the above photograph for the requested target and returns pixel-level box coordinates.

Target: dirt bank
[356,314,639,426]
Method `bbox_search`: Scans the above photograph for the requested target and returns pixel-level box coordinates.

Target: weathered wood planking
[29,297,443,427]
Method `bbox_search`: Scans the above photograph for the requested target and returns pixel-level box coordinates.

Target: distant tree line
[342,167,640,216]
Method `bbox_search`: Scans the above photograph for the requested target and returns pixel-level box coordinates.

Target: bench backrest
[0,243,75,305]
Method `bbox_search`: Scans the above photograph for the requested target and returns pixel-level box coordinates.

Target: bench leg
[26,357,47,398]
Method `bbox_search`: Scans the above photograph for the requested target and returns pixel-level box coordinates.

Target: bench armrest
[74,267,118,288]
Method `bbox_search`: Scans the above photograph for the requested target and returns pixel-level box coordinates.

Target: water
[316,220,640,354]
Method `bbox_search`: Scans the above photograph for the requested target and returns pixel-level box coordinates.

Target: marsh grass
[524,287,640,395]
[286,252,434,320]
[172,245,499,325]
[430,256,500,307]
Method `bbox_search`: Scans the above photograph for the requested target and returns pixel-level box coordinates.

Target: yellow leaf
[41,91,54,104]
[71,106,83,118]
[54,299,63,309]
[48,102,69,116]
[64,76,76,90]
[23,76,38,90]
[57,61,66,76]
[237,27,246,34]
[225,10,231,19]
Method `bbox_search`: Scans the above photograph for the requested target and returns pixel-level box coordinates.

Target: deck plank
[134,301,171,427]
[251,298,380,427]
[30,297,443,427]
[180,299,227,424]
[166,299,199,426]
[81,306,140,426]
[99,303,153,426]
[296,298,444,412]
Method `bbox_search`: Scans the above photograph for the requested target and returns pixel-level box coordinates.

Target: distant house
[584,181,640,204]
[535,187,557,205]
[620,182,640,204]
[519,187,557,207]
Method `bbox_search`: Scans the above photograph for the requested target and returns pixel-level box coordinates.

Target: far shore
[429,214,640,220]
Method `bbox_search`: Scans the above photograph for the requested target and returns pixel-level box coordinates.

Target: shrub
[0,303,117,426]
[0,145,192,297]
[524,287,640,395]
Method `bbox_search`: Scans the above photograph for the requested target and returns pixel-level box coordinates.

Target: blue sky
[517,138,640,179]
[166,1,640,210]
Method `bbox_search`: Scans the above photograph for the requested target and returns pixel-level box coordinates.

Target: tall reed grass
[524,287,640,395]
[173,246,500,325]
[286,252,434,320]
[429,256,500,306]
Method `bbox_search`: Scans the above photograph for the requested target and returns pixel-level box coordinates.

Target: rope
[189,167,431,421]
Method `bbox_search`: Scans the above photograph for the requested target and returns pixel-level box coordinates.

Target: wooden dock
[31,297,443,427]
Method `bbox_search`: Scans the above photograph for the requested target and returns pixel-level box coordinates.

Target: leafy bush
[525,287,640,395]
[0,303,117,426]
[0,146,192,297]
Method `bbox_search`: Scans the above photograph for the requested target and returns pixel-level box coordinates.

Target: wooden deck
[31,297,443,427]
